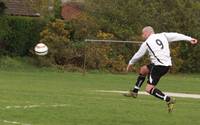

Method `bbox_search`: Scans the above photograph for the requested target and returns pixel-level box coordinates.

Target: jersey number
[156,39,164,49]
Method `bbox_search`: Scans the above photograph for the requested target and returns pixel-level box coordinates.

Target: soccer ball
[34,43,48,56]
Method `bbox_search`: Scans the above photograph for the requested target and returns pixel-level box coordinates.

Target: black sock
[150,88,170,102]
[132,74,146,93]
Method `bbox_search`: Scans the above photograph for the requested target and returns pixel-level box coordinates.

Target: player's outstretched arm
[164,32,194,43]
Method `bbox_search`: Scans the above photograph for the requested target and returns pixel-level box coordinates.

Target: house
[61,0,84,4]
[4,0,40,17]
[3,0,84,19]
[61,0,84,20]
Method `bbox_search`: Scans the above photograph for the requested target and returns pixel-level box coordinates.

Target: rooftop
[4,0,40,17]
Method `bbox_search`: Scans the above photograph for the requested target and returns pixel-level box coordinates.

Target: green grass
[0,70,199,125]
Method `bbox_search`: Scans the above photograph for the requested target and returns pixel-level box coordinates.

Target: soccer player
[124,26,198,112]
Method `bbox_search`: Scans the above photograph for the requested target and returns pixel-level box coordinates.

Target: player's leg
[146,84,171,102]
[124,65,150,98]
[145,65,175,112]
[146,84,175,113]
[132,65,149,93]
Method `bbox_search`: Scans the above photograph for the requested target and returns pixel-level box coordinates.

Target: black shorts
[147,64,170,85]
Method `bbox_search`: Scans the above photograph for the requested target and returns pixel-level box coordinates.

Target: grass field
[0,70,199,125]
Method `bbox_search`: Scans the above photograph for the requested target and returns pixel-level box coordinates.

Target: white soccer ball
[34,43,48,56]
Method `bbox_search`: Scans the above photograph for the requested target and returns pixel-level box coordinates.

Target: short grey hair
[142,26,154,33]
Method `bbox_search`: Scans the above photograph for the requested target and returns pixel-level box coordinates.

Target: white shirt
[129,32,193,66]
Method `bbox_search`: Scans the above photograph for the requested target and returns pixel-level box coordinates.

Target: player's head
[142,26,155,40]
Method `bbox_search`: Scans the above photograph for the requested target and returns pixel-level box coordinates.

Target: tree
[0,1,6,15]
[29,0,55,18]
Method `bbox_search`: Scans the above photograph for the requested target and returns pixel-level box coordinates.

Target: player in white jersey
[124,26,198,112]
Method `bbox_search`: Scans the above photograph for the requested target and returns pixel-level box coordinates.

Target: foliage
[54,0,62,18]
[37,19,86,71]
[69,13,100,41]
[85,43,111,70]
[38,19,70,66]
[29,0,54,18]
[0,1,6,15]
[83,0,200,73]
[85,31,129,72]
[109,55,127,72]
[0,0,199,73]
[180,44,200,73]
[0,16,46,56]
[170,44,184,73]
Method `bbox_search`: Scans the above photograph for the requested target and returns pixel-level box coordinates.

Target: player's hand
[190,38,198,45]
[126,64,135,72]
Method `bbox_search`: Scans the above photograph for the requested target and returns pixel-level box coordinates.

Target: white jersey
[129,32,193,66]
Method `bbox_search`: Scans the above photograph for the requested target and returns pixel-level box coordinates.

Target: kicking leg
[146,84,171,102]
[146,65,175,113]
[146,84,175,113]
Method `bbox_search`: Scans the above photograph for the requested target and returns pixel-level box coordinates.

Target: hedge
[0,16,46,56]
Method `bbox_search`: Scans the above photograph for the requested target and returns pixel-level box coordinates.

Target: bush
[0,16,46,56]
[0,1,6,15]
[54,0,62,18]
[0,56,36,71]
[109,55,127,72]
[69,13,100,41]
[180,44,200,73]
[85,43,111,69]
[38,19,72,66]
[170,43,184,73]
[83,0,200,73]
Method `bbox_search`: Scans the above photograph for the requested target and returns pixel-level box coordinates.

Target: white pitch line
[0,104,69,125]
[4,104,69,110]
[96,90,200,99]
[0,120,31,125]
